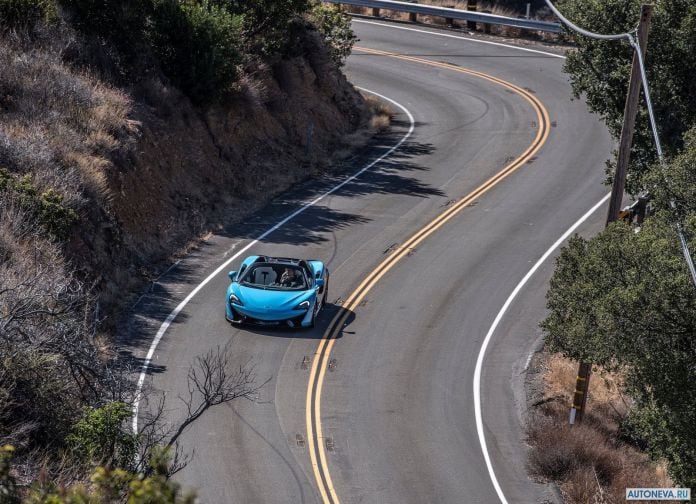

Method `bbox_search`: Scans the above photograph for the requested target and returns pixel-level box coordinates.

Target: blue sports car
[225,255,329,328]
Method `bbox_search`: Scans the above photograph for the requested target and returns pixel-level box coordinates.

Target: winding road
[131,19,613,504]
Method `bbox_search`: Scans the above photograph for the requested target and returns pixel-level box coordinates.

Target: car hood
[235,284,313,309]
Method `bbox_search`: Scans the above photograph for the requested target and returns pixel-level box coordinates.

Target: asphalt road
[131,19,614,504]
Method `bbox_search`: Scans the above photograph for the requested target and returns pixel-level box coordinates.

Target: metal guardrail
[325,0,562,33]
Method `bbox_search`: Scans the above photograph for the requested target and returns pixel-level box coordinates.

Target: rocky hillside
[68,29,368,310]
[0,0,371,492]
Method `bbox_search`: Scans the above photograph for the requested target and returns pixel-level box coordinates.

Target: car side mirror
[315,278,324,288]
[228,271,237,281]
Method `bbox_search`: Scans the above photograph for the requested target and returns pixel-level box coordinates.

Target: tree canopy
[558,0,696,193]
[547,8,696,484]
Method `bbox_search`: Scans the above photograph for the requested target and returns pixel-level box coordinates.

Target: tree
[549,8,696,481]
[541,213,696,486]
[645,127,696,219]
[2,342,267,502]
[557,0,696,194]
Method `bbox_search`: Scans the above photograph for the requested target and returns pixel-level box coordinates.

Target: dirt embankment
[62,30,369,310]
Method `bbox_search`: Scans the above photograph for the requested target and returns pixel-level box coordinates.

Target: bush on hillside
[150,0,243,105]
[1,445,196,503]
[67,402,137,468]
[219,0,310,58]
[0,170,78,241]
[308,2,356,67]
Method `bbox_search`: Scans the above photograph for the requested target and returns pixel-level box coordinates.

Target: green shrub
[150,0,243,105]
[67,402,137,468]
[308,2,356,67]
[220,0,310,58]
[0,0,56,29]
[37,189,78,240]
[0,167,11,190]
[0,170,77,241]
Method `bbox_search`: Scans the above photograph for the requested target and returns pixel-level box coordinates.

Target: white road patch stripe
[473,192,610,504]
[523,349,535,372]
[353,19,566,59]
[132,88,415,434]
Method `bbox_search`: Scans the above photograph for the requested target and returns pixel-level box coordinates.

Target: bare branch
[167,345,269,449]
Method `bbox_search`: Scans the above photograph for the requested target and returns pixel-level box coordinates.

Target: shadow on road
[219,122,441,247]
[122,117,435,375]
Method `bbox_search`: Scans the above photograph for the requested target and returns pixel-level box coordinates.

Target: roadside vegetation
[0,0,362,500]
[528,354,673,502]
[528,0,696,498]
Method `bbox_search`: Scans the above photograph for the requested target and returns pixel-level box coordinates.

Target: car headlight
[229,294,242,306]
[296,300,310,310]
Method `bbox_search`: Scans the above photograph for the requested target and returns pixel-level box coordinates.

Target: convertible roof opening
[239,262,308,290]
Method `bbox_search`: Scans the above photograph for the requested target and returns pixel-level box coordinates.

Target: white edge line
[132,88,415,434]
[353,19,567,59]
[473,192,610,504]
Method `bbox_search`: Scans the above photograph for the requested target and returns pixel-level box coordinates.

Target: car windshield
[239,264,307,291]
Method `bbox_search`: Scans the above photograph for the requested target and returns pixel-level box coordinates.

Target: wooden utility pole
[570,4,653,425]
[606,4,653,225]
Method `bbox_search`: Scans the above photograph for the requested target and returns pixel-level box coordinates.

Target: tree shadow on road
[121,118,438,376]
[218,124,442,248]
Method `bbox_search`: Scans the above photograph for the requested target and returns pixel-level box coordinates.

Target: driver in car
[279,267,300,287]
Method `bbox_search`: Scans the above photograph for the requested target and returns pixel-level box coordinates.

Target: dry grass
[544,353,628,420]
[364,94,393,132]
[0,37,132,206]
[330,92,393,159]
[528,353,671,503]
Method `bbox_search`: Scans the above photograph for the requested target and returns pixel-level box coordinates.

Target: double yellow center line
[306,46,551,504]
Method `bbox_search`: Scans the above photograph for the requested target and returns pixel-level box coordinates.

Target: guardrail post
[466,0,477,30]
[444,4,454,26]
[372,6,380,17]
[482,9,491,33]
[519,15,531,37]
[403,0,417,22]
